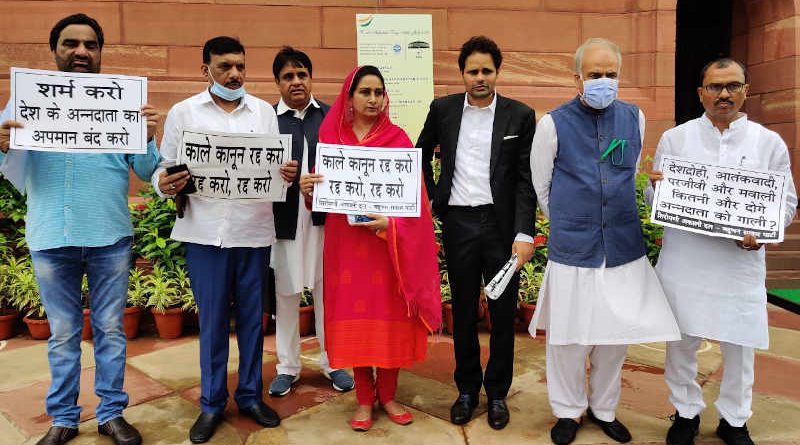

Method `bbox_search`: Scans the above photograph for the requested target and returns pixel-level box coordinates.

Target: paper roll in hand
[484,254,518,300]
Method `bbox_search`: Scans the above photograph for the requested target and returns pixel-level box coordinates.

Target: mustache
[715,98,734,106]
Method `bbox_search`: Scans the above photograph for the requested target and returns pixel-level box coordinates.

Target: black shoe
[587,408,631,443]
[239,402,281,428]
[716,418,755,445]
[487,399,510,430]
[666,411,700,445]
[551,418,582,445]
[36,426,79,445]
[450,393,478,425]
[189,412,223,444]
[98,417,142,445]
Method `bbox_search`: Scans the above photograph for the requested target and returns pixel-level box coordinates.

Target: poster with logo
[356,14,434,144]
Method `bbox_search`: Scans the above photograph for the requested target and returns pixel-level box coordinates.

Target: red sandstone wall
[0,0,677,190]
[733,0,800,191]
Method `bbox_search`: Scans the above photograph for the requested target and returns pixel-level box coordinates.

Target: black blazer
[417,93,537,244]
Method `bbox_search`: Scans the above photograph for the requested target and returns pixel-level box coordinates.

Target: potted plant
[441,271,454,334]
[80,276,93,341]
[145,265,183,339]
[174,266,198,330]
[635,172,664,265]
[124,268,149,339]
[0,255,20,340]
[517,262,543,328]
[299,287,315,337]
[8,258,49,340]
[130,187,184,272]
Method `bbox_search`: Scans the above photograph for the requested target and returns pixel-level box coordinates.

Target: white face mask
[581,77,618,109]
[209,77,246,102]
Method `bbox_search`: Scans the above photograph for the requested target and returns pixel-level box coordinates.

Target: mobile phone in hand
[165,164,197,195]
[347,214,374,225]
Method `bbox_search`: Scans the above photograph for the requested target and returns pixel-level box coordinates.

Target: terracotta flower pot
[82,308,92,340]
[151,307,184,339]
[0,309,19,340]
[518,302,536,328]
[442,303,454,334]
[298,305,315,337]
[134,257,154,274]
[123,306,143,339]
[481,299,491,332]
[23,316,51,340]
[261,312,271,335]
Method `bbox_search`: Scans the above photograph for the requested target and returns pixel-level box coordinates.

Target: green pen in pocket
[601,138,626,164]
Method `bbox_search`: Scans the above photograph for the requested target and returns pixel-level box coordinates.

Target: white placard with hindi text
[10,67,148,154]
[651,155,788,243]
[177,130,291,201]
[312,143,421,217]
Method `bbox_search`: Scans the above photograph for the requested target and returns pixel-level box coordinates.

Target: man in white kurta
[653,58,797,445]
[530,38,681,445]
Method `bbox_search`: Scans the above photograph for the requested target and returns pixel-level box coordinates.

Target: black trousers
[442,205,519,400]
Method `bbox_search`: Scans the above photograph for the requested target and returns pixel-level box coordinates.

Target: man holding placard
[0,13,160,445]
[153,36,296,443]
[267,47,354,397]
[651,58,797,445]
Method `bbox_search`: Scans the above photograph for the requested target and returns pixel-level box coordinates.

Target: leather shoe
[450,393,478,425]
[36,426,78,445]
[551,418,582,445]
[239,402,281,428]
[487,399,510,430]
[189,412,223,443]
[588,408,631,443]
[98,417,141,445]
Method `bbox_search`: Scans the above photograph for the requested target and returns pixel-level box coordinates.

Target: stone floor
[1,305,799,445]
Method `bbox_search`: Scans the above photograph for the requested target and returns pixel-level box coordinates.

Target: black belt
[446,204,493,212]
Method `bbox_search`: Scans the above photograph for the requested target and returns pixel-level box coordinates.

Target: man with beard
[652,58,797,445]
[154,36,296,443]
[416,35,537,430]
[0,13,161,445]
[267,47,354,397]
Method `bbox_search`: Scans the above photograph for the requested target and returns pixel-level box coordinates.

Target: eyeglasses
[703,82,745,95]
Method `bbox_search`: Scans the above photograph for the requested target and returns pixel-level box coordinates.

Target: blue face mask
[209,78,246,102]
[581,77,618,109]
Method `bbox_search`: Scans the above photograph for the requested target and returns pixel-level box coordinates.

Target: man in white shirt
[154,36,296,444]
[267,46,354,397]
[417,36,537,430]
[530,38,680,445]
[652,58,797,445]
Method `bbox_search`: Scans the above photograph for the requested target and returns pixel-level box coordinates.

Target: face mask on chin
[580,77,618,109]
[209,78,246,102]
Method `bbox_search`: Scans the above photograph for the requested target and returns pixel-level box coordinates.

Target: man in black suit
[417,35,537,430]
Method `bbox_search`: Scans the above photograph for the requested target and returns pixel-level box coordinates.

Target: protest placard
[651,155,788,243]
[178,130,291,201]
[10,67,148,154]
[312,143,422,217]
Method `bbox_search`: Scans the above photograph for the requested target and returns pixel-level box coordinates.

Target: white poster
[651,155,788,243]
[356,14,433,143]
[312,143,421,217]
[177,130,291,201]
[10,67,148,153]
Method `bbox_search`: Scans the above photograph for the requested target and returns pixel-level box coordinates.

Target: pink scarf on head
[320,66,441,334]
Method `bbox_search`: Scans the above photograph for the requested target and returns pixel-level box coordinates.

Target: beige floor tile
[0,342,94,392]
[396,370,466,421]
[128,337,274,390]
[0,412,26,445]
[628,340,722,378]
[245,391,465,445]
[763,326,800,361]
[23,396,242,445]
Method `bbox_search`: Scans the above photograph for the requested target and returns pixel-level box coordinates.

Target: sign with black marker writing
[651,155,788,243]
[10,67,147,153]
[312,143,421,217]
[178,130,291,201]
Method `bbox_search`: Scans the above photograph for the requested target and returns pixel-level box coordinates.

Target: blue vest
[548,97,645,268]
[273,101,330,239]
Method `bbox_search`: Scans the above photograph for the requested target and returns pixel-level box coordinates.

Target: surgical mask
[209,78,246,102]
[581,77,618,109]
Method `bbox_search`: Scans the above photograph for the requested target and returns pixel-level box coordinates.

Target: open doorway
[674,0,733,124]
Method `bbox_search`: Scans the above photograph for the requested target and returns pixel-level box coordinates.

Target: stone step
[768,234,800,251]
[766,270,800,289]
[787,215,800,234]
[766,251,800,270]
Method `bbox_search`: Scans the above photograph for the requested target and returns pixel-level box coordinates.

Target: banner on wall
[356,14,434,144]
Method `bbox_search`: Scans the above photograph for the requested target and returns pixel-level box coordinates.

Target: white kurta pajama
[530,112,681,421]
[271,98,330,376]
[654,114,797,427]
